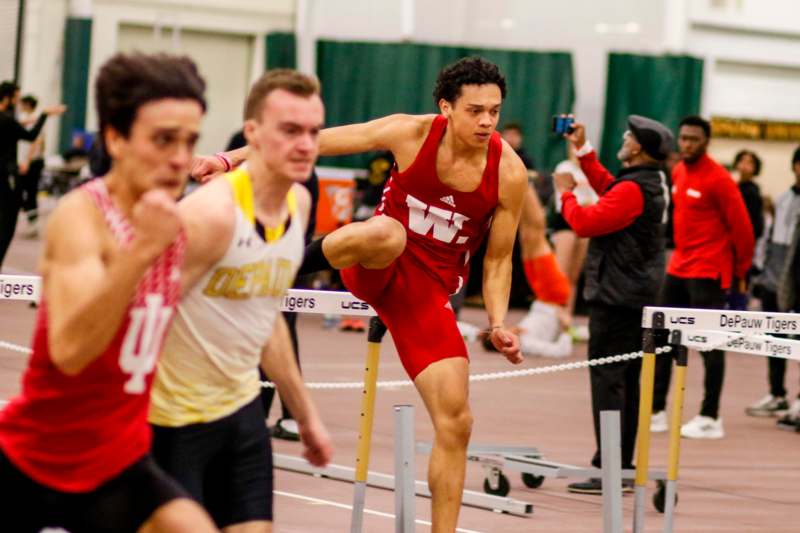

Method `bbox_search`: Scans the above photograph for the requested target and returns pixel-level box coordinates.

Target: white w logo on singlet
[119,294,173,394]
[406,194,470,244]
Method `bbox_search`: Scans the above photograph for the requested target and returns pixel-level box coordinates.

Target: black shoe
[567,478,634,495]
[270,418,300,441]
[776,413,800,432]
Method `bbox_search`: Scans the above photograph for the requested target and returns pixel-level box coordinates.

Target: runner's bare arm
[191,115,431,181]
[260,314,333,467]
[319,114,432,156]
[189,146,248,182]
[482,144,527,363]
[43,189,182,375]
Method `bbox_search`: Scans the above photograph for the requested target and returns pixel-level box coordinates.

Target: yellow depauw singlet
[149,166,304,427]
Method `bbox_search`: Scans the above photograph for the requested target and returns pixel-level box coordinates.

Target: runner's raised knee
[361,216,406,269]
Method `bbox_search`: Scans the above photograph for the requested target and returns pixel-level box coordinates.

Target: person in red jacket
[651,115,755,440]
[554,115,671,494]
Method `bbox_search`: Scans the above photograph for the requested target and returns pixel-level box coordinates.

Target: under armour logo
[440,195,456,208]
[238,237,253,247]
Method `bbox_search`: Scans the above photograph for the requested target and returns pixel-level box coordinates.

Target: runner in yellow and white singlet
[149,69,333,533]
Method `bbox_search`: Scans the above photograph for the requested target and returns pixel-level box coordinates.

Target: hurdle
[636,306,800,533]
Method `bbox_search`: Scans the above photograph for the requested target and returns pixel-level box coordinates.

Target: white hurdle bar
[642,306,800,335]
[0,274,378,316]
[637,306,800,533]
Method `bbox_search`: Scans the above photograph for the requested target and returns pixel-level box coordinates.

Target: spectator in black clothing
[227,127,320,440]
[0,81,65,269]
[728,149,764,311]
[747,146,800,421]
[734,149,764,241]
[501,122,553,205]
[501,122,534,168]
[225,129,246,152]
[16,95,46,237]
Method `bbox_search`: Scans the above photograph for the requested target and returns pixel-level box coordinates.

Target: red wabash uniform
[0,179,186,492]
[342,115,501,378]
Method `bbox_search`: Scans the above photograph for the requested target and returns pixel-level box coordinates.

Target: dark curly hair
[95,52,206,139]
[432,56,506,106]
[733,149,762,177]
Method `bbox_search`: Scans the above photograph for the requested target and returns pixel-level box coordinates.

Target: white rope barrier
[0,336,670,389]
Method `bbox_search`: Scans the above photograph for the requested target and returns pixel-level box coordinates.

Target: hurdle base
[418,442,666,482]
[274,453,534,516]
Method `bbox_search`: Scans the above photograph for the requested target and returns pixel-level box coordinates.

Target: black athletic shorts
[0,448,187,533]
[151,395,274,528]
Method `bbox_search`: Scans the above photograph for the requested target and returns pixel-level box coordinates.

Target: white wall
[18,0,294,155]
[87,0,294,152]
[686,0,800,122]
[18,0,70,158]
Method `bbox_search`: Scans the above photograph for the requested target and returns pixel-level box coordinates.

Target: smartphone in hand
[552,115,575,135]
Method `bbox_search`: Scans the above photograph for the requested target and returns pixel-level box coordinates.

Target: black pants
[758,290,799,398]
[19,159,44,220]
[653,275,726,418]
[588,303,643,469]
[151,397,273,527]
[260,310,301,420]
[0,174,21,270]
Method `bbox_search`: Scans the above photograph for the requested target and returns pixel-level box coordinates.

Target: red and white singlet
[378,114,500,294]
[0,179,186,492]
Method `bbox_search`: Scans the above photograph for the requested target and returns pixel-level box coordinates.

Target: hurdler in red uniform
[292,57,528,531]
[0,53,216,533]
[341,114,500,378]
[653,115,754,441]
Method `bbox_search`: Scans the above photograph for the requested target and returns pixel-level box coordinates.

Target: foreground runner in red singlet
[0,53,217,533]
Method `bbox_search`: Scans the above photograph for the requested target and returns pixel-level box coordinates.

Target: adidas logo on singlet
[440,195,456,208]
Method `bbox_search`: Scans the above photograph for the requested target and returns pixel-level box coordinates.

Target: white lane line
[274,490,486,533]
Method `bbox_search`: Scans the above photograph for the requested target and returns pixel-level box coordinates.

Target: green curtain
[265,32,296,70]
[316,39,574,170]
[59,17,92,152]
[599,52,704,174]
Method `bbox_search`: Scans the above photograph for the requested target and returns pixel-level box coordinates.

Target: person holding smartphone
[557,115,672,495]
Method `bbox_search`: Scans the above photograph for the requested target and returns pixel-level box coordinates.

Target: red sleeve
[713,169,755,279]
[561,181,644,238]
[577,150,615,194]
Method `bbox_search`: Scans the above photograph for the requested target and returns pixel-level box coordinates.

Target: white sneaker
[650,410,668,433]
[745,394,788,417]
[680,415,724,439]
[520,331,572,358]
[518,301,561,342]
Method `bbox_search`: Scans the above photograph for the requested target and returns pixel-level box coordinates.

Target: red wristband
[214,152,233,172]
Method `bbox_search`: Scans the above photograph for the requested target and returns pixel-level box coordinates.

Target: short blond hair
[244,69,320,121]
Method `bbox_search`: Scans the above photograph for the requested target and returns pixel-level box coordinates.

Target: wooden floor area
[2,204,799,532]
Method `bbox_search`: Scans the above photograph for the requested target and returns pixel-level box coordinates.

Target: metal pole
[663,333,688,533]
[633,325,658,533]
[394,405,415,533]
[350,317,387,533]
[14,0,26,83]
[600,410,623,533]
